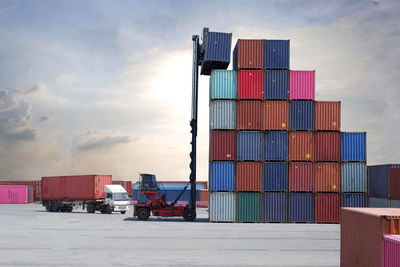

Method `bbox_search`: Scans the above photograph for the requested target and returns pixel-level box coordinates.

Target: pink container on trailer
[383,235,400,267]
[0,185,29,204]
[289,70,315,100]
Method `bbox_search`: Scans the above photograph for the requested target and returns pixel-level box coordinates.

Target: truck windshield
[113,193,129,201]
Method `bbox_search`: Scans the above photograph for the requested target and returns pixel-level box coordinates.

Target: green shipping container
[210,70,237,99]
[237,192,261,222]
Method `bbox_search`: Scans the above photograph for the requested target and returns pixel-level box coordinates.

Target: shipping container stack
[209,36,368,223]
[367,164,400,208]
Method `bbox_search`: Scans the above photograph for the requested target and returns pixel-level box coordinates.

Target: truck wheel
[67,206,73,212]
[137,208,150,220]
[183,208,196,221]
[105,205,112,214]
[87,204,95,213]
[120,211,126,215]
[45,203,51,212]
[51,202,59,212]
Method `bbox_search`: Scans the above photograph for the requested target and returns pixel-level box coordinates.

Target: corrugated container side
[94,175,112,199]
[262,101,289,130]
[263,192,287,222]
[201,32,232,75]
[342,193,366,207]
[391,199,400,208]
[288,131,314,161]
[289,193,314,223]
[210,162,235,191]
[236,101,261,130]
[390,167,400,199]
[289,71,315,100]
[315,162,340,192]
[341,163,367,192]
[263,131,288,161]
[158,189,199,202]
[383,235,400,267]
[210,131,236,161]
[369,197,390,208]
[210,100,236,130]
[263,162,288,191]
[315,101,341,131]
[315,193,340,223]
[341,132,366,162]
[237,70,264,99]
[0,180,41,201]
[264,40,290,70]
[199,190,209,202]
[315,132,341,162]
[210,192,235,222]
[233,39,264,70]
[236,162,262,192]
[368,165,390,198]
[210,70,237,99]
[237,131,261,161]
[237,192,261,222]
[289,101,315,131]
[264,71,289,100]
[0,185,28,204]
[289,162,314,191]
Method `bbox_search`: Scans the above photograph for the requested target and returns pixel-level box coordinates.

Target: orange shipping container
[315,163,340,192]
[236,162,262,192]
[289,162,314,192]
[237,101,261,130]
[233,39,264,70]
[262,101,289,130]
[315,101,341,131]
[289,132,314,161]
[199,190,209,202]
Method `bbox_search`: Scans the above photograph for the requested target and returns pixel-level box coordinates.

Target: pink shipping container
[236,162,262,192]
[289,131,314,161]
[289,70,315,100]
[237,101,261,130]
[315,101,341,131]
[237,70,264,99]
[315,162,340,192]
[383,235,400,267]
[289,162,314,191]
[233,39,264,70]
[262,101,289,130]
[315,132,341,162]
[315,193,340,223]
[0,180,41,201]
[0,185,29,204]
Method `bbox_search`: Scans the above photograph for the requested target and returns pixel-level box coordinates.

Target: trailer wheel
[87,203,95,213]
[183,208,196,221]
[51,202,59,212]
[67,206,73,212]
[105,205,112,214]
[120,211,126,215]
[137,208,150,220]
[45,203,51,212]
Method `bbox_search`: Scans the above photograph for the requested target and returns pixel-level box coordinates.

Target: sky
[0,0,400,182]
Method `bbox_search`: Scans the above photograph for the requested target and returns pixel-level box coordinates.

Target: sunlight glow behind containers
[289,70,315,100]
[210,100,236,130]
[210,70,237,99]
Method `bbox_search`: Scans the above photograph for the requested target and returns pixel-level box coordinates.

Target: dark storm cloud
[77,135,134,151]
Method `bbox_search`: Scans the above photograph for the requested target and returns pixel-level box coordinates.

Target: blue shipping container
[133,183,205,190]
[391,199,400,208]
[264,40,290,70]
[368,197,389,208]
[210,162,235,191]
[133,189,199,202]
[237,131,262,161]
[210,100,236,130]
[263,131,288,161]
[368,164,395,198]
[264,70,289,100]
[341,163,367,192]
[289,193,313,223]
[342,193,366,207]
[341,132,366,162]
[201,32,232,75]
[290,101,315,131]
[263,193,287,222]
[210,70,237,99]
[263,162,288,191]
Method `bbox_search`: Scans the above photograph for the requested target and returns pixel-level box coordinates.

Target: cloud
[23,83,46,94]
[39,115,50,122]
[77,135,134,151]
[56,73,75,83]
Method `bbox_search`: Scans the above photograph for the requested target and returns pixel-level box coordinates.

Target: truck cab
[104,185,130,214]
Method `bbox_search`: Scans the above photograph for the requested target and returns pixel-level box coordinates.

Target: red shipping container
[210,131,236,161]
[383,235,400,267]
[315,193,340,223]
[199,190,209,202]
[315,132,340,162]
[289,131,314,161]
[315,163,340,192]
[341,208,400,267]
[262,101,289,130]
[237,70,263,99]
[236,162,262,192]
[289,162,314,191]
[315,101,341,131]
[237,101,261,130]
[41,175,112,201]
[233,39,264,70]
[390,167,400,199]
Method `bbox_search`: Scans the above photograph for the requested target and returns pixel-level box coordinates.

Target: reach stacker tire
[137,208,150,220]
[120,211,126,214]
[183,208,196,221]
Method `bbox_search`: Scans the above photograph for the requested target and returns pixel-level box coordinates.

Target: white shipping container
[210,100,236,130]
[210,192,235,222]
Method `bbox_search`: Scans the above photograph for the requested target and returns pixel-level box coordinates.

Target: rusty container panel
[315,101,341,131]
[233,39,264,70]
[210,131,236,161]
[236,162,262,192]
[288,131,314,161]
[289,162,314,192]
[237,70,264,99]
[390,167,400,199]
[315,193,340,223]
[315,132,341,162]
[236,100,261,130]
[289,70,315,100]
[262,100,289,130]
[315,162,340,192]
[340,208,400,267]
[199,190,209,202]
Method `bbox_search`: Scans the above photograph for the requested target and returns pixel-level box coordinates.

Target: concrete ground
[0,204,339,266]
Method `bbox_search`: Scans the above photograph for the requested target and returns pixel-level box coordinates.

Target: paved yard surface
[0,204,339,266]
